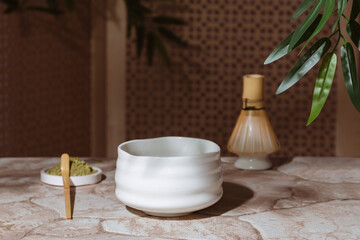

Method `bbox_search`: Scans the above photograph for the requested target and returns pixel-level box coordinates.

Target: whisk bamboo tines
[227,74,280,170]
[228,109,279,155]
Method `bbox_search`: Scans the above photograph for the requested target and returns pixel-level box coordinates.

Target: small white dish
[40,166,102,186]
[115,136,223,217]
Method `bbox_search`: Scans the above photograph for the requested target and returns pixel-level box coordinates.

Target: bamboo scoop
[61,153,72,219]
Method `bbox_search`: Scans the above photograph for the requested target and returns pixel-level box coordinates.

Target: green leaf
[264,33,294,64]
[158,27,188,47]
[152,16,186,25]
[64,0,75,12]
[299,0,334,54]
[276,38,331,95]
[347,20,360,51]
[333,0,347,32]
[289,0,325,51]
[136,26,145,58]
[264,14,322,64]
[154,34,171,67]
[307,53,337,125]
[146,32,155,66]
[292,0,316,20]
[341,44,360,111]
[350,0,360,21]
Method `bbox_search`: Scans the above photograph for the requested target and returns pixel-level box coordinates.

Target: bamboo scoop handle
[61,153,71,219]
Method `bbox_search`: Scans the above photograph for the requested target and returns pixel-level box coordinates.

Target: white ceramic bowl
[115,137,223,217]
[40,166,102,186]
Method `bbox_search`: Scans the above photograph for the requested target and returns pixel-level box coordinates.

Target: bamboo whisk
[228,74,279,169]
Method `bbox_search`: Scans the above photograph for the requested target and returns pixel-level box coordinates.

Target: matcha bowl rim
[40,166,102,186]
[118,136,221,159]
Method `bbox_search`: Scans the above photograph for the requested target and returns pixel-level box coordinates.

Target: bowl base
[143,211,192,217]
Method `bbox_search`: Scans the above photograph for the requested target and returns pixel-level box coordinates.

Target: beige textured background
[126,0,337,157]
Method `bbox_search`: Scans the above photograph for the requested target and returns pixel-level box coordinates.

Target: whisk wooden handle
[242,74,264,101]
[61,153,71,219]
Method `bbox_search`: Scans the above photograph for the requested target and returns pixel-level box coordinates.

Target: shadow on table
[270,156,293,169]
[69,173,107,218]
[198,182,254,216]
[70,187,76,219]
[100,173,107,182]
[126,182,254,220]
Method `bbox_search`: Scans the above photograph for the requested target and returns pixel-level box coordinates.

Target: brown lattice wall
[0,2,91,156]
[126,0,337,157]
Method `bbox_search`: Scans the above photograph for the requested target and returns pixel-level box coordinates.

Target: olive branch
[265,0,360,125]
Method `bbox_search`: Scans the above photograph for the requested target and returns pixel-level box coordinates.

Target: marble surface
[1,156,360,240]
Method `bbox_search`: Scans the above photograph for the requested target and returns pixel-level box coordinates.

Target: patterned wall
[0,2,91,156]
[126,0,337,157]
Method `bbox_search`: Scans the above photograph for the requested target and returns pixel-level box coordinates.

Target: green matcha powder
[47,157,97,176]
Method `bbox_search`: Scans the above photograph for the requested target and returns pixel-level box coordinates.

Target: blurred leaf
[307,53,337,125]
[4,6,16,13]
[292,0,316,20]
[146,32,155,66]
[126,0,152,14]
[136,3,152,14]
[127,17,133,37]
[276,38,331,94]
[289,0,325,51]
[333,0,347,32]
[125,1,133,37]
[0,0,17,4]
[46,0,58,10]
[153,16,186,25]
[0,0,18,6]
[125,0,150,37]
[1,0,18,13]
[133,11,145,26]
[126,7,145,37]
[299,0,334,54]
[154,34,171,66]
[341,44,360,111]
[347,20,360,51]
[25,6,62,15]
[350,0,360,21]
[158,27,187,47]
[136,26,145,58]
[64,0,75,12]
[125,1,186,67]
[264,14,322,64]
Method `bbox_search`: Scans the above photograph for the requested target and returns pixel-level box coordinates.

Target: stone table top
[1,156,360,240]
